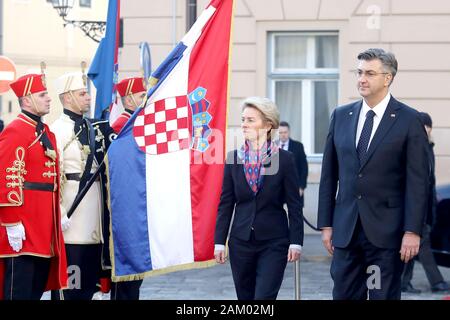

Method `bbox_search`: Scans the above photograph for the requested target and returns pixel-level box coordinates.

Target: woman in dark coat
[214,97,304,300]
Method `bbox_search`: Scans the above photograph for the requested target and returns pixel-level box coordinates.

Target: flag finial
[81,61,87,86]
[40,61,47,87]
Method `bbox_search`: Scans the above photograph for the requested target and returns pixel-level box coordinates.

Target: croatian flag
[107,0,234,281]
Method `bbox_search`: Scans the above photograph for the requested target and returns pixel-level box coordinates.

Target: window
[268,32,339,156]
[79,0,91,8]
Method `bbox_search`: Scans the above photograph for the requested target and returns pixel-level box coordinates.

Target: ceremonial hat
[55,72,87,95]
[9,74,47,98]
[116,77,146,97]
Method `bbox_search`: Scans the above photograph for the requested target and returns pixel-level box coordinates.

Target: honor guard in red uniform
[0,72,68,300]
[111,77,147,133]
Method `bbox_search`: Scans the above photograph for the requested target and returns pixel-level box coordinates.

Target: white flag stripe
[147,149,194,269]
[181,5,216,48]
[144,34,194,269]
[108,99,124,126]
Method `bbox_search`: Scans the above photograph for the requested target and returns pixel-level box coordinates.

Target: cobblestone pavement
[42,235,450,300]
[132,235,450,300]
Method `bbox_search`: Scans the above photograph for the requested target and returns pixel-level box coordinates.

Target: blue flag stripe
[108,131,153,275]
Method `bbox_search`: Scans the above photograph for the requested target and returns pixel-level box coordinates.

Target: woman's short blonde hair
[240,96,280,129]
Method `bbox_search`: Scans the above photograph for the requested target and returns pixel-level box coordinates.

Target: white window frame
[268,31,339,158]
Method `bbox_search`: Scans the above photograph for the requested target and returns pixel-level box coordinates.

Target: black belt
[23,182,55,192]
[65,173,98,181]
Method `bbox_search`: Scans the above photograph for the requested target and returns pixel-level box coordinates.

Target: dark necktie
[281,143,285,150]
[356,110,376,164]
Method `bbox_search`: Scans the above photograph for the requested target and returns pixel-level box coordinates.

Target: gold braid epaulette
[2,147,27,206]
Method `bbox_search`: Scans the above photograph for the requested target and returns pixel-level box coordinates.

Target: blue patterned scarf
[238,140,279,194]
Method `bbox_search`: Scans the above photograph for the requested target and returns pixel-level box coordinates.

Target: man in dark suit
[278,121,308,204]
[318,48,429,300]
[401,112,450,294]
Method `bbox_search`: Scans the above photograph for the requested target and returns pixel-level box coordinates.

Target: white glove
[61,215,71,232]
[6,223,26,252]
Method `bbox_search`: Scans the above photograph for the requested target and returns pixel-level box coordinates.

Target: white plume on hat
[55,72,86,95]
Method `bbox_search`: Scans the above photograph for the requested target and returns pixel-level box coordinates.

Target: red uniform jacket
[111,111,132,133]
[0,113,68,298]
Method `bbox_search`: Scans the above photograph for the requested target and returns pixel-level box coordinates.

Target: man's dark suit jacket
[215,149,304,246]
[426,142,437,227]
[318,96,429,249]
[288,139,308,190]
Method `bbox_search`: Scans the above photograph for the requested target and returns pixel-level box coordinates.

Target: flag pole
[294,260,301,300]
[172,0,177,47]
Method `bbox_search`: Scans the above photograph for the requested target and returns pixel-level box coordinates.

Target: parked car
[431,184,450,267]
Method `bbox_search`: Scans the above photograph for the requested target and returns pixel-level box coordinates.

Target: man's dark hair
[357,48,398,82]
[0,119,4,133]
[279,121,290,129]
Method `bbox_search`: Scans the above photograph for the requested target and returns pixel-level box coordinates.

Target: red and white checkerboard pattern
[133,95,190,155]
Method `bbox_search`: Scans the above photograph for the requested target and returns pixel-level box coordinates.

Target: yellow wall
[118,0,450,232]
[1,0,107,124]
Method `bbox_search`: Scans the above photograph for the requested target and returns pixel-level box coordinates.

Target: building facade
[2,0,449,232]
[121,0,450,231]
[0,0,107,124]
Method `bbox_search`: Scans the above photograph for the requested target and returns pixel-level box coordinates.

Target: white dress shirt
[355,93,391,150]
[214,244,302,252]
